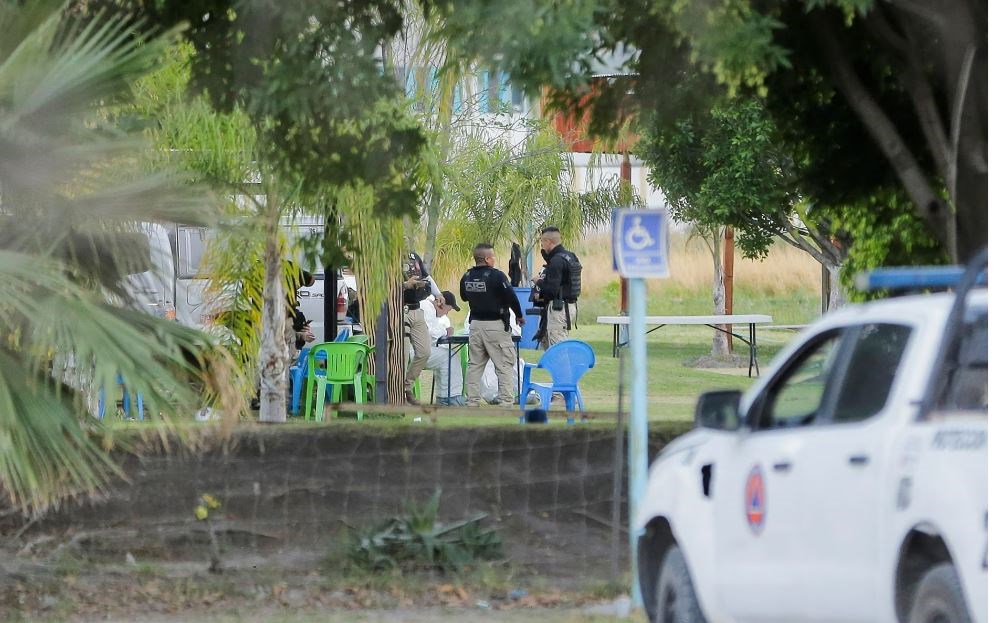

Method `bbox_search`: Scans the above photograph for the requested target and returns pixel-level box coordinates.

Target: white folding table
[596,314,773,376]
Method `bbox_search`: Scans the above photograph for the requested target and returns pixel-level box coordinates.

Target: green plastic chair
[346,335,378,401]
[304,342,368,421]
[344,334,425,403]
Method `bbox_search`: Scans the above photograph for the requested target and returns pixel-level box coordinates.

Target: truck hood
[653,428,713,464]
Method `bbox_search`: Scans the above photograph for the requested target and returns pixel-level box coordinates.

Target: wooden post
[619,151,631,314]
[723,227,735,353]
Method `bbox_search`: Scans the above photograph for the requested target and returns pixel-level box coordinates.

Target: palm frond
[430,125,624,278]
[0,348,119,513]
[0,249,241,512]
[0,5,241,513]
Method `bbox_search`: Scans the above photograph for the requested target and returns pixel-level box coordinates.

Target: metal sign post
[612,208,669,607]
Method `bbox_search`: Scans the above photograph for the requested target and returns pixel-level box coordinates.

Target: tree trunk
[811,11,955,259]
[826,264,846,311]
[951,46,988,261]
[710,231,729,358]
[257,191,288,423]
[723,227,734,352]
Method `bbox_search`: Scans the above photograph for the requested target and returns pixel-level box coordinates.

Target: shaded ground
[98,608,644,622]
[1,552,637,623]
[1,423,672,622]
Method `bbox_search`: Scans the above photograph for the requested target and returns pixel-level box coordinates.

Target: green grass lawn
[515,323,794,418]
[101,287,813,430]
[406,283,819,423]
[104,324,803,429]
[312,284,813,426]
[405,321,800,425]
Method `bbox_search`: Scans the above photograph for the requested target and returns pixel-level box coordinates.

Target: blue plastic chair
[97,374,144,420]
[289,329,349,415]
[518,340,595,411]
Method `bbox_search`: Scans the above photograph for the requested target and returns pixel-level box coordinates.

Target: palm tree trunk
[423,116,454,271]
[258,190,288,423]
[385,281,407,404]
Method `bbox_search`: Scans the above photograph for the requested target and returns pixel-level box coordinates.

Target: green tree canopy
[433,124,628,280]
[638,66,944,298]
[423,0,986,262]
[93,0,429,257]
[90,0,436,410]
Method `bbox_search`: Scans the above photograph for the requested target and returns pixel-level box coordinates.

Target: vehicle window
[177,226,210,278]
[940,311,987,413]
[758,333,843,430]
[830,324,912,423]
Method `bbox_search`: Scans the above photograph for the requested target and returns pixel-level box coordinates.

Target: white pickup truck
[637,254,988,623]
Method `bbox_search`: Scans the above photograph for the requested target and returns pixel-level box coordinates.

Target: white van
[123,222,176,319]
[158,218,355,338]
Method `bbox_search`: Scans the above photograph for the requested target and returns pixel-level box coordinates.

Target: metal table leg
[444,343,461,406]
[704,323,759,377]
[516,340,521,401]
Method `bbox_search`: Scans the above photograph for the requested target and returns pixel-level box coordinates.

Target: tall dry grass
[433,231,822,295]
[576,231,822,296]
[431,229,823,325]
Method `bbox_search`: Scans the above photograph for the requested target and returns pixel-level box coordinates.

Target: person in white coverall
[420,291,466,405]
[464,308,526,405]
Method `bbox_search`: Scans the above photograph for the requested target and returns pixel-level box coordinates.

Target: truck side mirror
[694,390,743,431]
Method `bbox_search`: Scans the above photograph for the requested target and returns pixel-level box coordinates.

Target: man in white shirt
[420,290,466,405]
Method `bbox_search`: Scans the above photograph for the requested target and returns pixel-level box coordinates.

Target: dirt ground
[1,425,656,623]
[1,553,641,623]
[96,606,644,623]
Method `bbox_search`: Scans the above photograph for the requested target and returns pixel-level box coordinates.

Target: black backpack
[558,251,582,303]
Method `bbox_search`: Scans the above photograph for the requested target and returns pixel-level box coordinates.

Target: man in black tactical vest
[459,243,525,407]
[403,251,443,405]
[533,227,582,349]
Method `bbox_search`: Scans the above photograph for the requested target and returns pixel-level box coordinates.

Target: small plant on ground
[194,493,224,573]
[345,490,503,574]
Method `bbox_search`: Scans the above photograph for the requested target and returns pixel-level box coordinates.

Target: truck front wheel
[908,563,971,623]
[653,546,706,623]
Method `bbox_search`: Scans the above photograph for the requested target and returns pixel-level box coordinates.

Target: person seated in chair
[286,268,316,363]
[419,291,465,405]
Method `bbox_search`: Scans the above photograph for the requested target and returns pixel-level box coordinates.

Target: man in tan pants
[402,252,442,405]
[459,243,525,407]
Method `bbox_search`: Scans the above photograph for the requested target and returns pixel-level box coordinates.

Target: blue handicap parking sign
[613,209,670,278]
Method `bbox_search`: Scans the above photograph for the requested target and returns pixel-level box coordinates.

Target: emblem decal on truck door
[745,465,766,534]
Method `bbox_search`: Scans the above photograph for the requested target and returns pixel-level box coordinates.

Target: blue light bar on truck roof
[855,265,988,292]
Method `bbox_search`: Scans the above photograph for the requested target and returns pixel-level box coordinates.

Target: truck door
[714,329,851,623]
[789,323,912,622]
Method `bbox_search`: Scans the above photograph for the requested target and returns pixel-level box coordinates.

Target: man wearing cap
[403,251,443,405]
[420,291,465,405]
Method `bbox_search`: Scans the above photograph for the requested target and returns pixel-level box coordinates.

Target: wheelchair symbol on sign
[625,216,656,250]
